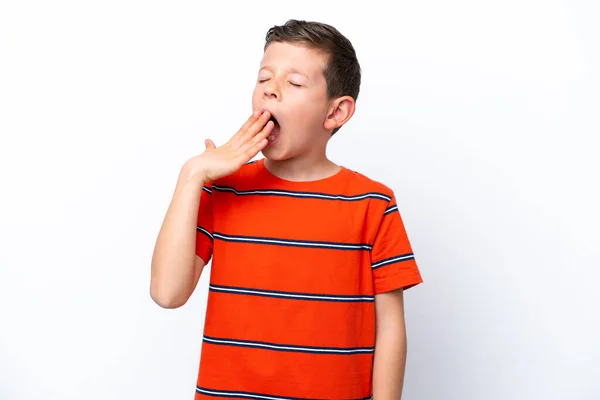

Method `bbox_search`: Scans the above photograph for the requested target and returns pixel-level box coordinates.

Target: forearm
[150,167,205,308]
[372,324,407,399]
[372,289,407,399]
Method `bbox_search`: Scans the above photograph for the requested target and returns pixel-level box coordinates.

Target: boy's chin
[260,146,290,162]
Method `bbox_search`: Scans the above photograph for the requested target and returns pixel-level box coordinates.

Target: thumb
[204,139,216,150]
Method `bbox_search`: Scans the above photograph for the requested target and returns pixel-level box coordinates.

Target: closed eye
[288,81,301,87]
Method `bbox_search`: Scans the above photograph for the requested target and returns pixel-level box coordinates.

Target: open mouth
[267,115,280,143]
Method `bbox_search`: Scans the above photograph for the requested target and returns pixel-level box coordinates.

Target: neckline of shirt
[255,158,349,188]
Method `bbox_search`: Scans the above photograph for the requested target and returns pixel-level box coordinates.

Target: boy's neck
[263,153,341,182]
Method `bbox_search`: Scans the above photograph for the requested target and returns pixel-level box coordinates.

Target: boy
[151,19,423,400]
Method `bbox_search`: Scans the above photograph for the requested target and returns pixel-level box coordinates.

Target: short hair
[264,20,361,135]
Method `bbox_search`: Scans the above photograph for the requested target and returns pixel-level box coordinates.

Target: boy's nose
[263,81,281,100]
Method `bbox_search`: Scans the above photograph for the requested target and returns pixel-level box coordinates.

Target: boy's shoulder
[342,167,395,198]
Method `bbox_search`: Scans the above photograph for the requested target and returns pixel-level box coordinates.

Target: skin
[150,41,408,398]
[373,288,408,399]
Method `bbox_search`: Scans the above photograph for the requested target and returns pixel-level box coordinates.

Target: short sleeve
[195,183,214,265]
[370,193,423,294]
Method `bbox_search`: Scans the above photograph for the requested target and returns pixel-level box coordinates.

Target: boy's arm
[150,111,274,309]
[372,288,407,400]
[150,169,208,309]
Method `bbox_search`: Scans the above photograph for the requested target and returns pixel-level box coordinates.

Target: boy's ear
[324,96,355,131]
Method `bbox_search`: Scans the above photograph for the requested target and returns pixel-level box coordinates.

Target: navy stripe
[384,204,398,215]
[203,335,374,355]
[202,185,212,194]
[211,184,391,202]
[213,232,372,251]
[197,226,213,240]
[196,386,372,400]
[372,253,415,269]
[210,284,374,302]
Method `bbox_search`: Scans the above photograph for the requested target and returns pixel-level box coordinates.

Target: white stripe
[197,226,213,239]
[198,387,372,400]
[210,285,374,302]
[372,254,414,269]
[213,233,371,250]
[203,337,374,354]
[197,388,285,400]
[384,205,398,215]
[212,185,391,202]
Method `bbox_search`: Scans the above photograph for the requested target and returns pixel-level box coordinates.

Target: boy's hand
[182,111,274,183]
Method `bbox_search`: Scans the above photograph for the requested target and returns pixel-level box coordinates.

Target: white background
[1,1,599,399]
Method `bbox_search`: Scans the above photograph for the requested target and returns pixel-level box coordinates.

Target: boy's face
[252,41,333,161]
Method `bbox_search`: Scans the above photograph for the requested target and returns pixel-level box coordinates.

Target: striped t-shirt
[194,158,423,400]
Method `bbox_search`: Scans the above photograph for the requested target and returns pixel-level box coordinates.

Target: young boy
[151,19,423,400]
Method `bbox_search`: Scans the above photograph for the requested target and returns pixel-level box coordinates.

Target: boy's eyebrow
[259,65,310,80]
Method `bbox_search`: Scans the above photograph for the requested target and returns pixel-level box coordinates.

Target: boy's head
[252,20,361,162]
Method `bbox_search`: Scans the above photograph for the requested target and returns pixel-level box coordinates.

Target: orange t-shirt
[194,159,423,399]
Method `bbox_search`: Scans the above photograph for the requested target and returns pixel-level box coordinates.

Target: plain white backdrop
[1,0,599,399]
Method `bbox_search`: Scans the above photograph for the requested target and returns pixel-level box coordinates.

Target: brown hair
[264,19,361,135]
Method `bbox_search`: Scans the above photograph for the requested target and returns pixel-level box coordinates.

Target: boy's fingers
[245,138,269,159]
[204,139,216,150]
[234,111,270,148]
[240,136,269,162]
[228,111,261,145]
[239,121,273,156]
